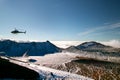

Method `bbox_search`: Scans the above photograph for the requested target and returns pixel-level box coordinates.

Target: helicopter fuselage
[11,30,26,34]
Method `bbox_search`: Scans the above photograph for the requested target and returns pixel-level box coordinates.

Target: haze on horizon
[0,0,120,41]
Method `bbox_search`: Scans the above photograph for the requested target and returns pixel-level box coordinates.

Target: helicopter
[11,28,26,34]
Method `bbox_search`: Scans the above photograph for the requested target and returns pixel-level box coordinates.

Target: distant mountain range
[66,41,110,51]
[0,40,120,80]
[65,41,120,57]
[0,40,120,57]
[0,40,61,56]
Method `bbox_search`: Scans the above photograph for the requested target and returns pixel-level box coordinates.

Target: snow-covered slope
[2,56,93,80]
[8,52,120,80]
[0,57,39,79]
[0,40,61,56]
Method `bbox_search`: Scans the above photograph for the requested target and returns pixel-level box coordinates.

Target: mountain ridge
[65,41,120,57]
[76,41,111,49]
[0,39,61,56]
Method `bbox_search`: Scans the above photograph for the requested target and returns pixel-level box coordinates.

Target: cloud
[78,22,120,36]
[101,40,120,48]
[52,40,120,48]
[78,27,104,36]
[51,41,85,48]
[109,22,120,29]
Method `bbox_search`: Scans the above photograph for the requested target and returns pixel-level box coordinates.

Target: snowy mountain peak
[76,41,107,49]
[81,42,95,47]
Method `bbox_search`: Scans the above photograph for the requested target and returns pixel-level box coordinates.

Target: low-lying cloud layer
[102,40,120,48]
[51,41,85,48]
[52,40,120,48]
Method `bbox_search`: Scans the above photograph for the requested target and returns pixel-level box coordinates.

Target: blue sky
[0,0,120,41]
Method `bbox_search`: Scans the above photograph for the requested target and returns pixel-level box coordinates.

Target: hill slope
[76,41,109,49]
[65,41,120,57]
[0,40,61,56]
[0,57,39,79]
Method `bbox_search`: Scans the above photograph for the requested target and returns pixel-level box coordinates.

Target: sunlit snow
[2,55,93,80]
